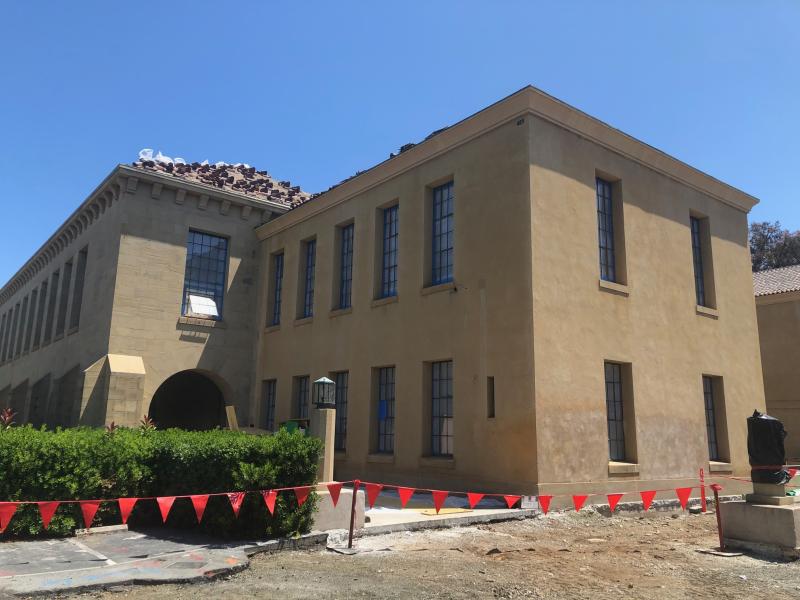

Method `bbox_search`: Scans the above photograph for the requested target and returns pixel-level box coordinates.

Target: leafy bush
[0,426,321,539]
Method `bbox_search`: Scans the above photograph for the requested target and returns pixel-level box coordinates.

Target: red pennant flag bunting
[640,490,657,511]
[38,501,60,530]
[80,500,102,529]
[157,496,176,523]
[227,492,245,517]
[261,490,278,515]
[572,495,589,512]
[327,482,343,508]
[538,495,553,515]
[117,498,138,524]
[0,502,20,533]
[432,490,449,514]
[294,486,311,507]
[675,487,692,510]
[190,495,210,522]
[365,483,383,509]
[504,495,521,509]
[397,487,415,508]
[607,493,624,513]
[467,493,484,509]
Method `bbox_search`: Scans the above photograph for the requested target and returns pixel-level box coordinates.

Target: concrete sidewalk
[0,527,326,596]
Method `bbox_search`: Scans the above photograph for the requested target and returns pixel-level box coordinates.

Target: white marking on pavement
[66,539,116,566]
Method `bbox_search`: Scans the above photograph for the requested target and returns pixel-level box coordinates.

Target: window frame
[431,360,454,457]
[333,371,349,451]
[269,252,284,326]
[181,230,229,321]
[300,239,316,319]
[262,379,277,432]
[375,366,395,454]
[381,205,399,298]
[605,362,625,461]
[597,178,616,283]
[431,181,455,286]
[338,224,354,309]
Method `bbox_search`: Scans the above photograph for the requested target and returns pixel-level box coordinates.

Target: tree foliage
[749,221,800,272]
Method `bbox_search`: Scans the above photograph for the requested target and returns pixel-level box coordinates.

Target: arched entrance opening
[149,370,226,431]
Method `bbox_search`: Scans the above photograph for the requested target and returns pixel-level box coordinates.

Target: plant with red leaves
[0,408,16,431]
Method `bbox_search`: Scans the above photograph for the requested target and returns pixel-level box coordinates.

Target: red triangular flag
[227,492,245,517]
[157,496,176,523]
[675,487,692,510]
[572,495,588,512]
[190,495,209,522]
[432,490,448,514]
[365,483,383,508]
[640,490,657,511]
[503,495,521,509]
[467,493,484,509]
[38,501,60,529]
[327,482,343,508]
[397,487,415,508]
[0,502,20,533]
[117,498,138,524]
[538,495,553,515]
[294,486,311,507]
[261,490,278,515]
[80,500,101,528]
[607,493,624,513]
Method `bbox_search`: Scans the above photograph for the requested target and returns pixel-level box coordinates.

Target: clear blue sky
[1,1,797,283]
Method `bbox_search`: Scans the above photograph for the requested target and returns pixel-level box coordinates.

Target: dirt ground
[70,509,800,599]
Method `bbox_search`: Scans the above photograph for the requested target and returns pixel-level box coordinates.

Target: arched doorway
[149,370,226,430]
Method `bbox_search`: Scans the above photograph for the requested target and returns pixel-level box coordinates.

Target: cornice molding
[258,86,758,240]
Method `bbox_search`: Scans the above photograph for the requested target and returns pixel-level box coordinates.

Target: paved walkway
[0,528,326,596]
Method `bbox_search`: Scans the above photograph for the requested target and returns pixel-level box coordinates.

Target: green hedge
[0,426,322,539]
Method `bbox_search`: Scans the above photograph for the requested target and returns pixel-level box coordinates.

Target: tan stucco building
[0,158,306,430]
[253,87,765,495]
[754,265,800,462]
[0,86,767,496]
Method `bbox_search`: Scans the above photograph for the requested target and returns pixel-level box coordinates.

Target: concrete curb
[361,509,540,536]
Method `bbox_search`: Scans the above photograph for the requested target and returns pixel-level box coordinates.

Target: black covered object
[747,410,790,484]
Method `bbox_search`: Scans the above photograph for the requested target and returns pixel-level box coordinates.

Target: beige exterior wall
[0,179,123,426]
[254,120,537,492]
[756,291,800,461]
[254,87,765,494]
[0,167,286,429]
[529,114,765,494]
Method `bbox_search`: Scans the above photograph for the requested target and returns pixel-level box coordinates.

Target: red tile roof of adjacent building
[753,264,800,297]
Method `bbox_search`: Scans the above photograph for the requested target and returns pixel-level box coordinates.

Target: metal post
[347,479,360,549]
[699,468,707,513]
[711,483,724,551]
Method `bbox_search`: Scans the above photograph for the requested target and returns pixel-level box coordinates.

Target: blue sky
[0,1,797,283]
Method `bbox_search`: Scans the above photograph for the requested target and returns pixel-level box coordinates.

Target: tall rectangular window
[431,360,454,456]
[690,216,708,307]
[0,313,7,363]
[431,182,454,285]
[55,260,73,337]
[597,178,616,282]
[6,304,20,362]
[605,362,625,461]
[33,280,48,349]
[262,379,276,431]
[381,206,399,297]
[294,375,310,420]
[376,366,395,453]
[182,231,228,320]
[69,248,88,330]
[338,224,354,309]
[334,371,348,451]
[43,271,59,345]
[269,252,284,326]
[703,376,720,461]
[301,239,316,318]
[15,296,29,357]
[23,289,38,353]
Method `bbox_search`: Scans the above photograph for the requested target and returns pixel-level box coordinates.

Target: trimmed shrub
[0,426,322,539]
